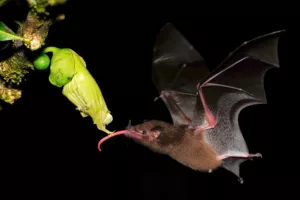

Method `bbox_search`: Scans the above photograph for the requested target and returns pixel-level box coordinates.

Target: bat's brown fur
[126,120,222,172]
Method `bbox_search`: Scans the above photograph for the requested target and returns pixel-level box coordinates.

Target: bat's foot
[245,153,262,160]
[238,177,244,184]
[249,153,262,159]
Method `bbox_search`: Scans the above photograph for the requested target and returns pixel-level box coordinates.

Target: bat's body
[98,23,284,182]
[125,120,222,171]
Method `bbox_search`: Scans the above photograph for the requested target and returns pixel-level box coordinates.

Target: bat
[97,23,284,183]
[40,47,113,134]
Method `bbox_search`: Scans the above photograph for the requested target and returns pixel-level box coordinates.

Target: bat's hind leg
[218,153,262,160]
[219,153,262,184]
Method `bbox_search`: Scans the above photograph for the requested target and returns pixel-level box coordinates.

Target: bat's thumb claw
[126,119,132,129]
[154,96,161,102]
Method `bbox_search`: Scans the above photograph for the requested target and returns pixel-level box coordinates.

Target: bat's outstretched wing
[195,30,284,180]
[152,23,284,180]
[152,23,210,126]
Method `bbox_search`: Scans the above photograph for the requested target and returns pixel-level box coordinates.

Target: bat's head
[97,120,185,154]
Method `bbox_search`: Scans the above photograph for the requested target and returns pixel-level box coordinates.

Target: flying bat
[97,23,284,183]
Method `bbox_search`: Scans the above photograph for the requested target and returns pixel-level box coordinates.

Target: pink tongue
[97,130,128,151]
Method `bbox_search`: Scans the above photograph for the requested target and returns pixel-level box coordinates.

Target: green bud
[33,53,50,70]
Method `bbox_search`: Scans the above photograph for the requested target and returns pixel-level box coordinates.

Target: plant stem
[43,46,59,54]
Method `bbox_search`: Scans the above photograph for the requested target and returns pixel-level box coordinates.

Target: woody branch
[0,0,67,104]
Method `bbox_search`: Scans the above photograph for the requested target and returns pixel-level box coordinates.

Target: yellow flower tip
[103,113,113,124]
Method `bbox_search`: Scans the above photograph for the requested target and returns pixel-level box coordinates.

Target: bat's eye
[142,130,146,135]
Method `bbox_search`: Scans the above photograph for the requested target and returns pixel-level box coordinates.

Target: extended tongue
[97,130,128,151]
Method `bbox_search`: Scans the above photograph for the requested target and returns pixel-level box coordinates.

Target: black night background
[0,1,290,199]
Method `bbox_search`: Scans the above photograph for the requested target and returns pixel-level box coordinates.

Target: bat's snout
[125,128,144,140]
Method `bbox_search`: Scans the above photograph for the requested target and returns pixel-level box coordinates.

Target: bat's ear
[150,126,164,138]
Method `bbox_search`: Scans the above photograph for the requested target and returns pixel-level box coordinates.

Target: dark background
[0,1,290,199]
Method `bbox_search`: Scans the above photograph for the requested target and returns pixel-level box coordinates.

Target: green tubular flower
[35,46,113,134]
[44,47,76,87]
